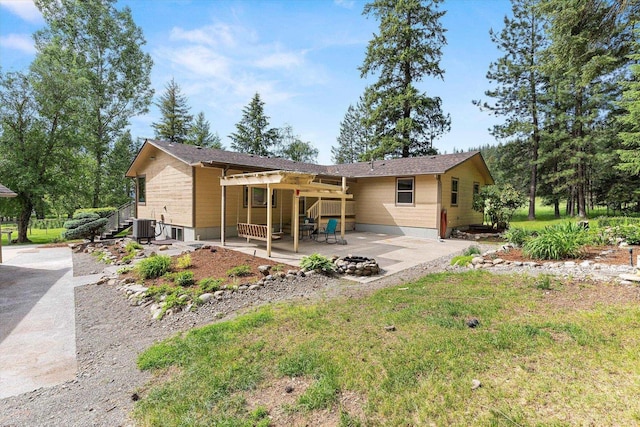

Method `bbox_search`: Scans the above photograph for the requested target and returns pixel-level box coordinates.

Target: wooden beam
[293,191,300,253]
[247,185,252,243]
[298,191,353,199]
[266,183,272,257]
[340,176,346,240]
[221,168,226,246]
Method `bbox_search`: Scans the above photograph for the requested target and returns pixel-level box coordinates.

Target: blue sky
[0,0,510,164]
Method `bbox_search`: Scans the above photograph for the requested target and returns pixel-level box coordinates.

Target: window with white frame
[396,177,414,205]
[243,187,277,208]
[451,178,459,206]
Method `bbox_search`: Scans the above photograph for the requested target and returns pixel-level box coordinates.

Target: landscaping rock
[258,265,271,276]
[471,379,482,390]
[471,257,484,265]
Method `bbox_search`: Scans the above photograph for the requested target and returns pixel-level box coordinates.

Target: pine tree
[331,101,372,163]
[187,111,222,148]
[152,78,193,144]
[360,0,450,158]
[476,0,547,219]
[229,93,279,156]
[617,30,640,176]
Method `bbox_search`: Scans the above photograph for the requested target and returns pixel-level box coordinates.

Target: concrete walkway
[0,245,98,399]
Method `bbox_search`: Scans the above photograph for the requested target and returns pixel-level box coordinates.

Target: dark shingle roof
[136,140,490,180]
[326,151,482,178]
[0,183,17,197]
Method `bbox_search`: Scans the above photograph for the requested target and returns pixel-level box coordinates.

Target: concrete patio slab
[0,245,91,399]
[198,231,475,283]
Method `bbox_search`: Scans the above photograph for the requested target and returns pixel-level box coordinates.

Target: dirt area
[1,241,639,426]
[493,244,638,265]
[118,246,282,288]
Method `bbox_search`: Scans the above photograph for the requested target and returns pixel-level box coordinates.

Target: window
[473,182,480,195]
[137,176,146,204]
[396,177,414,205]
[244,187,277,208]
[451,178,459,206]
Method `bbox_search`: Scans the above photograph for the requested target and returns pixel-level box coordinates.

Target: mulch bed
[495,245,638,266]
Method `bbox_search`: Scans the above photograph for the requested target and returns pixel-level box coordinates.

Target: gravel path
[0,242,631,426]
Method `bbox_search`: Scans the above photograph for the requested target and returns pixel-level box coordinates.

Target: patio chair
[318,218,338,243]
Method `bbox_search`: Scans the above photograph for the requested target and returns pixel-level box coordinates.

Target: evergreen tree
[617,30,640,176]
[229,93,279,156]
[274,124,318,163]
[331,101,372,163]
[187,111,222,148]
[104,131,141,206]
[360,0,450,158]
[152,78,193,144]
[476,0,547,219]
[35,0,154,208]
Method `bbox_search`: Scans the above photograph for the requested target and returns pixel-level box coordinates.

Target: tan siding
[136,148,193,227]
[194,167,295,229]
[442,162,491,228]
[352,175,438,228]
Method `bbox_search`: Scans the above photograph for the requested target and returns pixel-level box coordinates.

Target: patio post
[340,177,346,240]
[221,168,226,246]
[246,185,252,243]
[266,183,272,257]
[293,191,300,253]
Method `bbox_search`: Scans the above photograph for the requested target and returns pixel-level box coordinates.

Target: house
[125,139,493,253]
[0,183,17,264]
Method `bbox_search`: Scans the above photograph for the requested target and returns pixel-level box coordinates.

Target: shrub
[450,255,474,267]
[620,225,640,245]
[472,184,526,229]
[125,241,143,253]
[176,253,192,269]
[198,277,224,293]
[504,227,534,247]
[300,253,335,274]
[523,222,588,260]
[463,245,481,256]
[62,212,108,242]
[117,266,134,274]
[167,271,195,287]
[596,216,640,228]
[227,264,251,277]
[74,207,117,218]
[136,255,172,279]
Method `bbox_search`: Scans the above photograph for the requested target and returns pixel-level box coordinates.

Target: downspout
[436,175,442,239]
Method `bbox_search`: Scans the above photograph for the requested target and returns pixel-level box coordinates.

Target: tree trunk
[17,197,33,243]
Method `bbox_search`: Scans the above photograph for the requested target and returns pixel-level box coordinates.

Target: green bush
[62,212,108,242]
[450,255,474,267]
[176,254,192,269]
[620,225,640,245]
[136,255,172,279]
[198,277,224,292]
[596,216,640,228]
[125,241,143,253]
[226,264,251,277]
[463,245,481,256]
[75,207,117,218]
[472,183,526,229]
[300,253,335,273]
[504,227,535,247]
[167,271,195,287]
[523,222,589,260]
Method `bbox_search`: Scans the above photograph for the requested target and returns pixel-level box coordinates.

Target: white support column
[221,169,227,246]
[266,183,272,257]
[293,191,300,253]
[340,176,346,240]
[246,185,252,243]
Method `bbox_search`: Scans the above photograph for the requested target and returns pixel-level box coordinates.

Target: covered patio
[219,170,353,257]
[216,230,473,283]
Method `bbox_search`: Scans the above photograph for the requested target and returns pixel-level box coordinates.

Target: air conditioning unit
[132,219,156,243]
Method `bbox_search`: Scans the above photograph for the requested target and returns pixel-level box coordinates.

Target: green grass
[510,201,611,231]
[134,271,640,426]
[0,227,66,245]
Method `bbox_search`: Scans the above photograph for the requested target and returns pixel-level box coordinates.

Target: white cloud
[254,51,304,70]
[334,0,355,9]
[170,23,256,48]
[0,0,43,24]
[0,33,35,54]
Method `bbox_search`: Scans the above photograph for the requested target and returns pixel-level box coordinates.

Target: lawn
[134,270,640,426]
[0,226,65,245]
[510,201,622,231]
